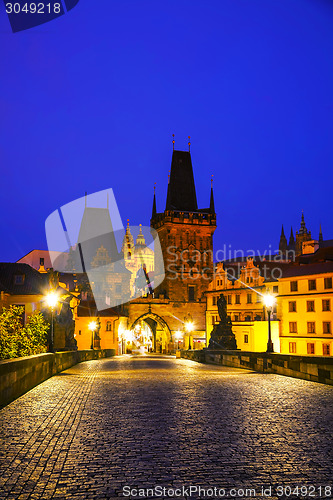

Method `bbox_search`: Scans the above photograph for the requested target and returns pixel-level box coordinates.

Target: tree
[0,306,50,360]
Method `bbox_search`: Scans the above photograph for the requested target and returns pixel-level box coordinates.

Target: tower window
[188,286,195,302]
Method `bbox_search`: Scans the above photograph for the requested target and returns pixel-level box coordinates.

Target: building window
[106,321,112,332]
[235,295,240,304]
[323,322,331,334]
[188,286,195,302]
[244,334,249,344]
[245,315,252,321]
[213,296,217,306]
[247,293,252,304]
[308,279,316,291]
[14,274,25,285]
[307,322,316,334]
[306,301,315,312]
[307,343,315,355]
[227,295,232,305]
[289,301,297,312]
[290,281,298,292]
[273,286,278,293]
[289,322,297,333]
[234,314,239,321]
[246,277,249,284]
[212,316,215,325]
[324,277,332,289]
[78,330,81,335]
[289,342,296,353]
[322,299,331,312]
[256,294,261,303]
[323,344,331,356]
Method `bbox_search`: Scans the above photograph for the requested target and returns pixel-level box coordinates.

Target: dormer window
[14,274,25,285]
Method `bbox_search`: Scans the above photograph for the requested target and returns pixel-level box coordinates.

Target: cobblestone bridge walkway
[0,356,332,500]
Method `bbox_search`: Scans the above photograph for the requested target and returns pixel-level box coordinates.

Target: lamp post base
[266,341,274,353]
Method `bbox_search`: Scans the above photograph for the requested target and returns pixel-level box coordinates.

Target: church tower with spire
[295,211,312,256]
[151,148,216,302]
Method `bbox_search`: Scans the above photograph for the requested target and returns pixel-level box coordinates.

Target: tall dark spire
[300,210,306,234]
[279,225,287,254]
[210,175,215,214]
[152,184,157,218]
[319,224,323,246]
[165,150,198,211]
[288,226,295,251]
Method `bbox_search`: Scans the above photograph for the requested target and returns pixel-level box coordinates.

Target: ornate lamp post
[89,320,98,350]
[263,293,275,353]
[184,319,194,350]
[45,291,59,353]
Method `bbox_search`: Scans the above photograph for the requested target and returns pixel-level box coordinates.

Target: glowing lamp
[88,321,98,332]
[45,292,58,309]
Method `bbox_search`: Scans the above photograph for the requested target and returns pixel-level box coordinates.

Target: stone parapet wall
[0,349,115,408]
[181,349,333,385]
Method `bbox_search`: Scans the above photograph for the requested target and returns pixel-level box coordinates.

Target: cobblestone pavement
[0,356,332,500]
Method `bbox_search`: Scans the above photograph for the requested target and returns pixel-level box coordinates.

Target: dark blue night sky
[0,0,332,262]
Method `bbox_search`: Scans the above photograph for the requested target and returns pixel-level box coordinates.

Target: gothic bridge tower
[151,148,216,302]
[127,145,216,353]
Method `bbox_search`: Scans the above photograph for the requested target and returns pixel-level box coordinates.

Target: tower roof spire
[210,175,215,214]
[279,224,288,254]
[152,183,157,218]
[165,150,198,211]
[319,223,323,245]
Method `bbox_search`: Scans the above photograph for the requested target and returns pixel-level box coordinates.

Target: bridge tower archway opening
[127,313,173,354]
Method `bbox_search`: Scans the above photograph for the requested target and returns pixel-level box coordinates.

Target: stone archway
[130,313,172,354]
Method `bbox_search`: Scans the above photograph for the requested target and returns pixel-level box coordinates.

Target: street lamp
[45,291,59,353]
[263,293,275,353]
[185,320,194,350]
[175,330,182,350]
[89,320,97,350]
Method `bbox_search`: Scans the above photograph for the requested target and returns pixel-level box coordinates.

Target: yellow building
[206,258,281,352]
[278,261,333,356]
[74,300,128,353]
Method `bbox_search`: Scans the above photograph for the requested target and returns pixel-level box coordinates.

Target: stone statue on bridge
[208,293,237,350]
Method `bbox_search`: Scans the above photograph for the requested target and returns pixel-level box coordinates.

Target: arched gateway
[129,312,172,354]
